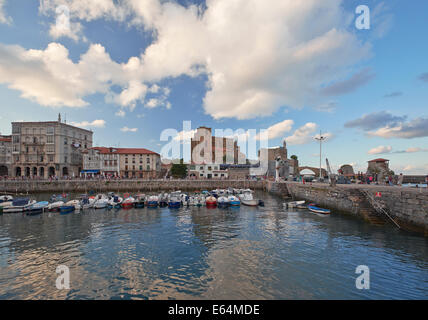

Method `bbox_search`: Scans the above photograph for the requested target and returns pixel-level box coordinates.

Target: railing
[360,189,400,228]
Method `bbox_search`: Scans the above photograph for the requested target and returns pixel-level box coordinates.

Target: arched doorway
[0,165,8,176]
[39,167,45,178]
[15,167,21,177]
[32,167,37,176]
[48,167,55,177]
[25,167,30,177]
[62,167,68,177]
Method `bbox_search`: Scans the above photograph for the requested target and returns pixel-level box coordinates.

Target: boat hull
[308,206,331,215]
[241,200,259,206]
[59,206,75,214]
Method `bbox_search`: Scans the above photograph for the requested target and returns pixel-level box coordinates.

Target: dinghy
[47,201,64,212]
[205,196,217,207]
[308,204,331,215]
[239,190,259,206]
[217,196,230,208]
[26,201,49,215]
[228,195,241,206]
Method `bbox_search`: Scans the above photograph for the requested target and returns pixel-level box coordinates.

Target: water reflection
[0,192,427,299]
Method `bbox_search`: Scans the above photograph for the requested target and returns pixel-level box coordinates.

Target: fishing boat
[206,196,217,207]
[217,196,230,208]
[80,197,95,210]
[26,201,49,215]
[147,195,159,208]
[94,194,108,209]
[134,194,146,208]
[65,200,81,211]
[228,195,241,206]
[239,190,259,206]
[122,196,135,209]
[0,200,13,209]
[47,201,64,212]
[308,204,331,215]
[3,198,36,213]
[0,195,13,203]
[283,200,305,208]
[168,193,181,208]
[59,205,75,214]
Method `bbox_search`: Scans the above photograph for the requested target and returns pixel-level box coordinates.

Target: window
[125,158,128,164]
[12,125,21,134]
[208,166,212,171]
[13,135,19,143]
[147,158,150,164]
[47,127,54,134]
[47,135,54,144]
[147,165,150,170]
[49,155,54,162]
[64,138,68,145]
[132,165,135,170]
[200,174,203,177]
[139,166,143,170]
[40,156,44,162]
[125,165,128,170]
[64,156,68,163]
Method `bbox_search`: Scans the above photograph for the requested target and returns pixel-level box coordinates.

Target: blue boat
[59,206,75,214]
[168,201,181,208]
[307,205,331,215]
[26,201,49,215]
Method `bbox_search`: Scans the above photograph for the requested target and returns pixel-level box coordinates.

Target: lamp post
[315,131,326,180]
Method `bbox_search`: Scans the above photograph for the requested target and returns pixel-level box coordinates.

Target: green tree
[170,159,188,179]
[291,155,298,160]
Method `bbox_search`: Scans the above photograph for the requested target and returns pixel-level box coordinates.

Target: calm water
[0,192,427,300]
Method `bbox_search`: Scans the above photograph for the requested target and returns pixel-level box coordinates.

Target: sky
[0,0,427,174]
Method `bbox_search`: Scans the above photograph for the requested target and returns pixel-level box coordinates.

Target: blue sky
[0,0,427,174]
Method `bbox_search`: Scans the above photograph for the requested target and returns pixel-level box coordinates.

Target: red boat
[205,196,217,207]
[122,196,135,209]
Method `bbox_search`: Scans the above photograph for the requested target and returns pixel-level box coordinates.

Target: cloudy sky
[0,0,427,174]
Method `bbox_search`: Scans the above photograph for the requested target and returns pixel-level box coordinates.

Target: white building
[188,164,228,179]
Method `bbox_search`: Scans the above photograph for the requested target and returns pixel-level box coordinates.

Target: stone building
[0,135,12,176]
[118,148,161,179]
[190,126,241,164]
[82,147,120,177]
[257,141,297,179]
[188,164,228,179]
[11,115,93,178]
[367,158,390,175]
[339,164,355,177]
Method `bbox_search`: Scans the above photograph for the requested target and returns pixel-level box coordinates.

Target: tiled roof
[368,158,389,162]
[90,147,159,155]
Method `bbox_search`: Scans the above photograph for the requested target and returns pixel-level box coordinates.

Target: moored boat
[228,195,241,206]
[206,196,217,207]
[47,201,64,212]
[308,204,331,215]
[239,190,258,206]
[3,198,36,213]
[26,201,49,215]
[168,193,181,208]
[147,195,159,208]
[122,196,135,209]
[134,194,146,208]
[59,205,75,214]
[0,195,13,203]
[217,196,230,208]
[94,194,108,209]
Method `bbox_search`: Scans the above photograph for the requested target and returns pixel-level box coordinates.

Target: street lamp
[315,131,326,180]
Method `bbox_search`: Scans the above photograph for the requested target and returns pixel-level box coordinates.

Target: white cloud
[71,119,106,128]
[33,0,372,120]
[115,109,126,117]
[285,123,318,145]
[0,0,11,24]
[367,145,392,155]
[113,81,148,110]
[255,119,294,141]
[49,20,85,42]
[120,126,138,132]
[368,118,428,139]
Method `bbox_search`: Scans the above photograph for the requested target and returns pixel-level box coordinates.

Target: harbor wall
[279,182,428,235]
[0,179,265,193]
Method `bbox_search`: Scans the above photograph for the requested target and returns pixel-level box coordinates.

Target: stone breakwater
[267,181,428,235]
[1,179,427,235]
[0,179,264,193]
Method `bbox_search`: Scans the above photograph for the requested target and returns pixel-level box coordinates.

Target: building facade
[82,147,120,177]
[257,141,297,178]
[188,164,228,179]
[11,115,93,178]
[190,126,241,165]
[0,135,12,177]
[118,148,161,179]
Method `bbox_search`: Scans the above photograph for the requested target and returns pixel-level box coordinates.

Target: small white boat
[217,196,230,207]
[239,190,259,206]
[0,195,13,203]
[0,201,13,208]
[47,201,65,211]
[65,200,81,210]
[94,194,108,209]
[4,198,36,213]
[283,200,305,208]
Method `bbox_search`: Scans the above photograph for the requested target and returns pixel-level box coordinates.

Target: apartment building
[119,148,161,178]
[0,135,12,176]
[82,147,120,177]
[11,114,93,178]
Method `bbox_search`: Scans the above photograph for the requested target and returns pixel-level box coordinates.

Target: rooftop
[368,158,389,162]
[91,147,159,156]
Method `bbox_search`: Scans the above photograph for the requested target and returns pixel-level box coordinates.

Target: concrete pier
[267,181,428,235]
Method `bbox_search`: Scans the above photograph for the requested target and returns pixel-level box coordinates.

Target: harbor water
[0,192,427,299]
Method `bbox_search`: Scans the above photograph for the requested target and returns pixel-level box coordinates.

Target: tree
[170,159,188,179]
[291,155,298,160]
